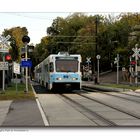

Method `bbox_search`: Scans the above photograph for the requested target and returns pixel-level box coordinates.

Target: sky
[0,0,140,45]
[0,12,71,45]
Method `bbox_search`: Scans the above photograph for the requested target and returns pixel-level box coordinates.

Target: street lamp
[22,35,30,93]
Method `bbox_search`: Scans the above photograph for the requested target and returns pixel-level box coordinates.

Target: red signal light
[130,61,136,65]
[5,54,12,61]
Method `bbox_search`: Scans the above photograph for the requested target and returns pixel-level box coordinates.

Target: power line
[51,35,96,38]
[3,13,62,20]
[57,42,96,44]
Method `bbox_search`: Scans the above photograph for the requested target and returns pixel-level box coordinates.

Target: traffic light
[28,45,34,52]
[21,53,25,58]
[5,54,12,61]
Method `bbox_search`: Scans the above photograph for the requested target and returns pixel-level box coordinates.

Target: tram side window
[45,64,49,72]
[49,62,54,72]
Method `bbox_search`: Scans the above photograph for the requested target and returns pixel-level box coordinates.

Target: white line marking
[31,84,49,126]
[36,98,49,126]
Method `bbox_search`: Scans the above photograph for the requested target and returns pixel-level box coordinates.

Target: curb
[135,89,140,93]
[82,84,132,92]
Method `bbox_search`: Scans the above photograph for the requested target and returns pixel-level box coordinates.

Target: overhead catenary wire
[56,42,96,44]
[50,35,96,38]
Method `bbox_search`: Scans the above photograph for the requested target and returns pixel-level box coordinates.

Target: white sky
[0,12,71,44]
[0,0,140,45]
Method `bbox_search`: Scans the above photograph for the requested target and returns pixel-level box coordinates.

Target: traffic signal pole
[25,43,28,93]
[22,35,30,93]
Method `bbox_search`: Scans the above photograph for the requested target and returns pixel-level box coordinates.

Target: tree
[2,26,28,61]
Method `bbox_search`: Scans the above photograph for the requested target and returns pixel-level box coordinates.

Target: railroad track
[33,83,140,126]
[58,92,140,126]
[82,86,140,105]
[58,94,117,126]
[77,93,140,120]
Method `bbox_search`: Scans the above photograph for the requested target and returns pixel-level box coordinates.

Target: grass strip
[0,83,35,100]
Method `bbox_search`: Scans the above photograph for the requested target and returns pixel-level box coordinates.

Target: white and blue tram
[34,52,82,91]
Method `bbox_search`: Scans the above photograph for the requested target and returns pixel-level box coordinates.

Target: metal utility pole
[116,54,119,85]
[95,16,98,72]
[2,53,5,92]
[114,54,119,84]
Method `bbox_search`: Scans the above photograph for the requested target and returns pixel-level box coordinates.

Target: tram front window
[56,60,78,72]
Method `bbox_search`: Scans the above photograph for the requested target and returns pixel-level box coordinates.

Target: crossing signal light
[21,53,25,58]
[5,54,12,61]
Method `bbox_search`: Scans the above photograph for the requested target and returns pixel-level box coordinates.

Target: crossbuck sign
[0,35,11,52]
[132,47,140,60]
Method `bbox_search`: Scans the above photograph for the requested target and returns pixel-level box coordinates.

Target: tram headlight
[72,78,78,80]
[56,77,62,80]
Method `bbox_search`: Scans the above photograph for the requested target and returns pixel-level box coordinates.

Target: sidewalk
[1,99,44,127]
[0,83,45,127]
[0,101,12,126]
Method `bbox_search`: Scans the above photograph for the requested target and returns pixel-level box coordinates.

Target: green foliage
[2,27,28,62]
[34,12,140,72]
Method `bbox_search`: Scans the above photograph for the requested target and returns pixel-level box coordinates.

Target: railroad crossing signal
[0,34,11,92]
[0,35,11,52]
[86,57,91,63]
[0,35,11,46]
[132,47,140,60]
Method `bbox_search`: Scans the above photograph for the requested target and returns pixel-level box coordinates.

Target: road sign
[0,35,11,52]
[86,57,91,63]
[96,55,101,59]
[132,47,140,58]
[0,48,9,53]
[13,62,20,74]
[0,62,9,70]
[0,35,11,46]
[21,60,32,67]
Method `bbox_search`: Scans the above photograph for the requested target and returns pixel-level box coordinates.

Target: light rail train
[34,52,82,91]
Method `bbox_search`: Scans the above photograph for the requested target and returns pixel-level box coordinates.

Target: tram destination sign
[0,62,9,70]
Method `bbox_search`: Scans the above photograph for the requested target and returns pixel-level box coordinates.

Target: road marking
[31,84,49,126]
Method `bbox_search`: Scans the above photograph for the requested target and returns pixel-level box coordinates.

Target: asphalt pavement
[1,99,44,127]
